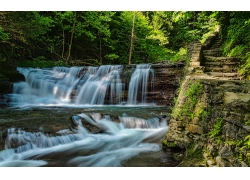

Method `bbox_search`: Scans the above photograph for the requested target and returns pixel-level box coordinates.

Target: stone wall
[162,30,250,167]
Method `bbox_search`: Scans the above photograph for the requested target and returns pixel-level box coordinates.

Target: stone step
[204,61,239,73]
[204,56,241,63]
[192,46,201,52]
[203,49,222,57]
[204,62,239,70]
[210,41,221,49]
[205,66,238,73]
[206,72,242,80]
[206,72,239,77]
[205,62,239,66]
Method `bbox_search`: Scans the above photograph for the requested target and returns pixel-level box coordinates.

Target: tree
[128,12,136,65]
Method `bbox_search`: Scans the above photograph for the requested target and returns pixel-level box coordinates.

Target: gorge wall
[123,62,185,106]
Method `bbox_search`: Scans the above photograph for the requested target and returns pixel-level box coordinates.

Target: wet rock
[70,115,81,130]
[76,115,103,134]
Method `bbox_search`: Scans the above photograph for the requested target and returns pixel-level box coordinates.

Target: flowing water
[0,64,179,167]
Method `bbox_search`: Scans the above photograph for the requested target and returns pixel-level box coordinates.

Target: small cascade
[118,117,161,129]
[0,112,168,167]
[4,126,87,152]
[127,64,154,104]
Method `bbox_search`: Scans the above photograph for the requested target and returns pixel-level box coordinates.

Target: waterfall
[7,64,154,106]
[127,64,154,104]
[75,65,123,105]
[10,66,83,105]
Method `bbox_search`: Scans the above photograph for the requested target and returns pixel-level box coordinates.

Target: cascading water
[75,65,124,105]
[127,64,154,105]
[0,112,168,167]
[6,64,154,106]
[9,66,84,105]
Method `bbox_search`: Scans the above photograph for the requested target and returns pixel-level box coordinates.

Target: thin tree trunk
[99,34,102,65]
[128,12,136,65]
[62,28,65,59]
[67,12,77,63]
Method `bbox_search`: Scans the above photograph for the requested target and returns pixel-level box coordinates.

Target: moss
[162,139,176,148]
[177,144,205,167]
[172,79,204,122]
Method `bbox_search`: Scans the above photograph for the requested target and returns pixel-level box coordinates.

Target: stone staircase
[201,33,242,80]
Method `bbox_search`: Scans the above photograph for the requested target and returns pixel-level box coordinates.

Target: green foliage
[0,28,9,41]
[209,117,223,138]
[168,12,219,51]
[238,52,250,79]
[237,135,250,166]
[170,47,187,62]
[2,11,213,64]
[18,57,67,68]
[224,138,250,166]
[162,139,175,148]
[228,45,247,58]
[216,12,250,79]
[245,119,250,126]
[185,81,203,98]
[2,11,249,67]
[104,53,119,64]
[172,80,204,121]
[198,110,209,122]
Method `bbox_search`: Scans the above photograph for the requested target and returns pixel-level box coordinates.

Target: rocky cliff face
[149,62,186,106]
[163,76,250,167]
[162,29,250,167]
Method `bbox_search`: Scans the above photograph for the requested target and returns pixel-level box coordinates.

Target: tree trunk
[99,34,102,65]
[66,12,77,63]
[62,28,65,59]
[128,12,136,65]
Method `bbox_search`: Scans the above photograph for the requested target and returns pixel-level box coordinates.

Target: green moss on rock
[162,139,176,148]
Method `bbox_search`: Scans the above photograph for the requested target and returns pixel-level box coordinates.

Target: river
[0,64,179,167]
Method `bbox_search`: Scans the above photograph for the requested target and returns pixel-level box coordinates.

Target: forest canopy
[0,11,250,78]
